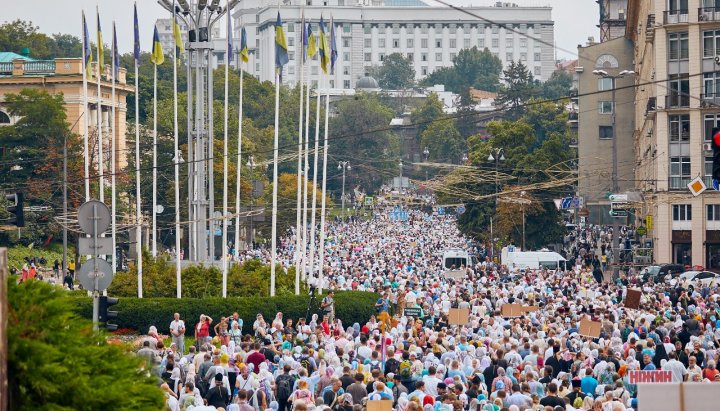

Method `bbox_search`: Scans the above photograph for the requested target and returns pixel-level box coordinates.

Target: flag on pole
[240,27,249,63]
[96,11,104,75]
[133,3,141,65]
[318,16,330,74]
[82,11,93,78]
[306,22,317,61]
[226,4,233,62]
[173,14,184,57]
[275,12,289,80]
[112,23,119,80]
[330,16,338,75]
[151,26,165,65]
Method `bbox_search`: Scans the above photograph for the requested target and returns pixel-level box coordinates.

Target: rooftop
[0,52,35,64]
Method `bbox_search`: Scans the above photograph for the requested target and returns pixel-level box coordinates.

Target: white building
[232,0,555,89]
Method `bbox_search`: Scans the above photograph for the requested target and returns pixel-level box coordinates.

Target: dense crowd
[133,203,719,411]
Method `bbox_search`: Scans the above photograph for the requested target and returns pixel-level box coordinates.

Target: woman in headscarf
[490,367,512,393]
[653,343,669,369]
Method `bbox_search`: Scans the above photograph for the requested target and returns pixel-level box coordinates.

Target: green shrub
[71,291,378,336]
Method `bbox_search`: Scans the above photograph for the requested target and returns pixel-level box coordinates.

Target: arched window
[0,111,10,124]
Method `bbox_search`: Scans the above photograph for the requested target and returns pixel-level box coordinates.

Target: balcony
[701,93,720,107]
[0,62,12,75]
[646,97,656,116]
[670,176,692,190]
[705,176,715,188]
[665,94,690,108]
[568,111,578,123]
[22,61,55,75]
[664,10,689,24]
[646,14,656,42]
[569,89,578,102]
[699,7,720,22]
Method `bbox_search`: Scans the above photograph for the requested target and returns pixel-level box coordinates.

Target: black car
[642,264,685,283]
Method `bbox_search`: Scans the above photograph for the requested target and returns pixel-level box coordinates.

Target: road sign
[78,237,113,255]
[646,215,653,229]
[77,200,111,234]
[403,307,422,317]
[561,197,572,209]
[636,226,647,236]
[365,196,373,205]
[456,205,466,214]
[77,258,114,291]
[610,210,628,217]
[438,207,445,215]
[609,194,628,202]
[714,179,720,191]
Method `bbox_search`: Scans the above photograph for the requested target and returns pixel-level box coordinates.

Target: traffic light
[712,127,720,181]
[5,192,24,227]
[99,296,119,331]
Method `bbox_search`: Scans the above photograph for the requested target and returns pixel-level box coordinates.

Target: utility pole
[338,161,350,219]
[63,134,68,278]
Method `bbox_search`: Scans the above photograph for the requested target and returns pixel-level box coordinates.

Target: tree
[0,20,55,59]
[330,93,400,192]
[420,119,465,164]
[421,47,502,93]
[540,70,573,101]
[377,53,415,90]
[7,279,165,410]
[410,92,444,139]
[495,61,538,119]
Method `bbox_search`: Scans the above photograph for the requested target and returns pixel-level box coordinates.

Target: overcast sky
[4,0,597,60]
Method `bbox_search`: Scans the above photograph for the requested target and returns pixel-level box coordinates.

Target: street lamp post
[338,161,351,219]
[487,148,504,260]
[593,68,634,278]
[246,155,256,249]
[399,160,404,191]
[423,147,429,181]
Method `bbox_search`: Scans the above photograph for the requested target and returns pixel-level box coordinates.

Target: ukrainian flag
[318,16,330,74]
[240,27,249,63]
[96,11,104,75]
[82,11,93,78]
[275,12,289,78]
[306,22,317,61]
[151,26,165,65]
[173,16,184,57]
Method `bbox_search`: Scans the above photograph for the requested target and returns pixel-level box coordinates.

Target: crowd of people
[131,201,719,411]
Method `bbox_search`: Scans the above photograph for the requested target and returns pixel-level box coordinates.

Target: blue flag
[330,16,338,75]
[112,22,119,79]
[82,11,92,77]
[133,2,141,64]
[275,12,289,80]
[226,3,233,62]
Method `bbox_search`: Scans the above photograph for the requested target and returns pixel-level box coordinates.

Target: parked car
[641,264,684,283]
[675,271,720,287]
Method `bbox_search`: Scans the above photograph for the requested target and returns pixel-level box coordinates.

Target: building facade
[0,56,134,172]
[576,37,636,224]
[628,0,720,270]
[232,1,555,88]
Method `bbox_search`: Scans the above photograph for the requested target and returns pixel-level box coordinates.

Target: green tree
[420,119,465,163]
[7,279,165,410]
[540,70,573,101]
[330,93,400,192]
[495,61,538,119]
[0,20,55,59]
[422,47,502,93]
[410,92,444,139]
[377,53,415,90]
[51,33,82,58]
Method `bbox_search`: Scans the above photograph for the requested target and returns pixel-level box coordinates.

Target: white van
[501,246,567,271]
[442,249,475,279]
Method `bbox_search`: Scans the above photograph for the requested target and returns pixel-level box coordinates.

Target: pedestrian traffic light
[99,296,119,331]
[712,127,720,181]
[5,192,24,227]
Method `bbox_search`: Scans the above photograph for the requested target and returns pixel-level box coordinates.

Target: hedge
[71,291,379,336]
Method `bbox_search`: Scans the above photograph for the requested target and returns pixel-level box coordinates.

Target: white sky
[4,0,597,60]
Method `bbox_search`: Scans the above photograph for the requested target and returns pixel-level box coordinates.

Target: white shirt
[661,359,687,383]
[423,375,442,396]
[170,320,185,337]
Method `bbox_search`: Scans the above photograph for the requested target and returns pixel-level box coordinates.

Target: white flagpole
[294,12,305,296]
[111,21,117,276]
[82,12,90,201]
[318,68,331,295]
[302,39,311,282]
[270,4,282,297]
[96,6,104,203]
[152,62,158,258]
[173,3,182,298]
[134,3,142,298]
[235,66,244,258]
[308,72,322,286]
[222,0,231,298]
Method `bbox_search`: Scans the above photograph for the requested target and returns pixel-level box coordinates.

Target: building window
[343,38,350,48]
[289,51,294,61]
[0,111,10,124]
[449,39,456,48]
[393,39,399,48]
[343,24,350,33]
[379,39,386,48]
[311,66,318,75]
[288,38,294,47]
[392,26,400,34]
[598,77,613,91]
[492,25,499,34]
[464,38,470,48]
[668,32,689,61]
[534,52,541,61]
[288,66,294,75]
[421,25,428,34]
[478,39,485,48]
[364,38,371,48]
[449,25,456,34]
[343,66,349,75]
[668,74,690,106]
[669,114,690,142]
[421,38,428,48]
[364,53,371,62]
[520,52,527,61]
[364,25,371,34]
[379,53,385,61]
[599,125,613,139]
[407,53,414,60]
[670,157,692,189]
[534,66,541,75]
[450,52,456,60]
[422,66,427,75]
[492,38,499,48]
[436,40,442,48]
[672,204,692,221]
[703,30,720,58]
[288,23,294,32]
[435,52,442,61]
[705,113,720,141]
[343,52,349,61]
[379,25,386,34]
[407,39,414,48]
[506,52,513,61]
[421,53,427,61]
[708,204,720,221]
[598,101,613,114]
[706,156,714,187]
[668,0,688,13]
[520,37,527,48]
[343,80,350,88]
[704,72,720,98]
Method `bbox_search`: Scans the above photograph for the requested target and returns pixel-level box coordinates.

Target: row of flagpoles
[79,1,337,298]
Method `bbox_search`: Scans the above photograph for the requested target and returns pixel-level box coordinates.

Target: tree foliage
[7,279,165,410]
[421,47,502,93]
[420,119,465,164]
[377,53,415,90]
[410,92,445,139]
[540,70,573,101]
[495,61,539,119]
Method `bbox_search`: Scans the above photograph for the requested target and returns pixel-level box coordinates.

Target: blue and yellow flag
[133,2,141,65]
[306,22,317,61]
[318,16,330,74]
[151,26,165,65]
[173,15,184,57]
[240,27,249,63]
[96,10,104,76]
[275,12,289,79]
[82,11,93,77]
[330,16,338,75]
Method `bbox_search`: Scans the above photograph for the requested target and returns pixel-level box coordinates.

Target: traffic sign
[636,226,647,236]
[609,194,628,202]
[78,237,113,256]
[438,207,445,215]
[77,258,114,291]
[610,210,628,217]
[456,205,466,215]
[77,200,111,234]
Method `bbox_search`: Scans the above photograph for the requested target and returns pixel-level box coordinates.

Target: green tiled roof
[0,52,35,63]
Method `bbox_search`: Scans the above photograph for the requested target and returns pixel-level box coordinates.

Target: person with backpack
[398,351,415,391]
[322,377,345,411]
[205,373,231,409]
[275,364,296,411]
[289,379,314,409]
